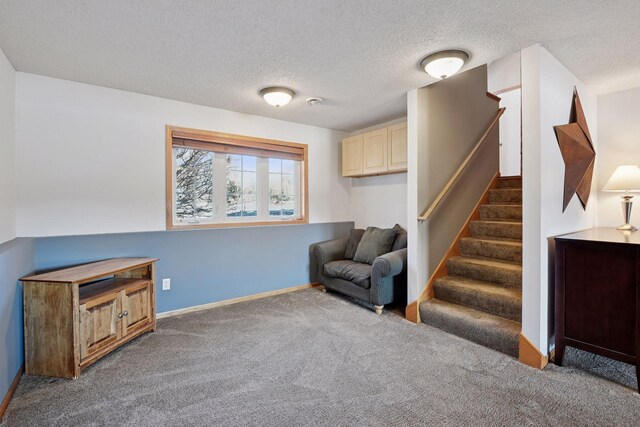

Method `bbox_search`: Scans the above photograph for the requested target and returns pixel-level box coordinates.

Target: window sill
[167,218,309,231]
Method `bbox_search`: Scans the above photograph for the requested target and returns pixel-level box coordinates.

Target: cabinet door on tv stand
[79,293,122,360]
[121,281,153,336]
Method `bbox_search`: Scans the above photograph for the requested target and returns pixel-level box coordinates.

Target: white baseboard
[157,283,320,319]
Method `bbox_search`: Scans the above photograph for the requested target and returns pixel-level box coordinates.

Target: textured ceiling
[1,0,639,131]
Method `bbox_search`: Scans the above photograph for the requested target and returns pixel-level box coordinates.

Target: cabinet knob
[118,312,124,319]
[123,311,128,316]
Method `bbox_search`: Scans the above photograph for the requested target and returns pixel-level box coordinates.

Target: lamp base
[617,223,638,232]
[618,196,637,232]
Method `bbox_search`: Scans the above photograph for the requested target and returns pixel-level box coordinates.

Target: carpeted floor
[2,288,639,426]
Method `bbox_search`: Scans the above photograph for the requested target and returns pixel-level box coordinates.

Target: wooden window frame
[165,125,309,230]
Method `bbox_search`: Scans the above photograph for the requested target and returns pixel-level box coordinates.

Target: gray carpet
[2,288,639,426]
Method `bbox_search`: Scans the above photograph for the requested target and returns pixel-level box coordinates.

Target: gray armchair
[312,230,407,315]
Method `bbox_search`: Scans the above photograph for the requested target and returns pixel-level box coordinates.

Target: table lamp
[603,164,640,231]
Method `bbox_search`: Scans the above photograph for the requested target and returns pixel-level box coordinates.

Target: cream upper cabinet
[341,121,406,177]
[362,129,388,175]
[387,122,408,171]
[342,134,363,176]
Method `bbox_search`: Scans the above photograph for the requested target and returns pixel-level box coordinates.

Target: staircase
[420,176,522,357]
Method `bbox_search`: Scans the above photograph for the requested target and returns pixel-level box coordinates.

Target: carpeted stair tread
[434,276,522,321]
[489,188,522,204]
[470,220,522,240]
[479,204,522,221]
[419,176,524,358]
[497,176,522,189]
[459,237,522,263]
[419,299,520,357]
[447,256,522,288]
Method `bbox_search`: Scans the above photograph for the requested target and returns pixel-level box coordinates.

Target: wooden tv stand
[21,258,158,379]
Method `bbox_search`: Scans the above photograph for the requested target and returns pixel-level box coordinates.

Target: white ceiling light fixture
[420,50,470,79]
[260,86,295,107]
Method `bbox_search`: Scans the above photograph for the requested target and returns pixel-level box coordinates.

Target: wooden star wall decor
[553,88,595,212]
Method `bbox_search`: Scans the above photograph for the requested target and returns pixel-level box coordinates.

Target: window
[166,126,308,229]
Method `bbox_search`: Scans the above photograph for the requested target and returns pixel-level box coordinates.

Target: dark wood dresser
[555,228,639,392]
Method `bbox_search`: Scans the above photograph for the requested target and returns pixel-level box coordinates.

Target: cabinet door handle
[118,312,124,319]
[123,311,128,317]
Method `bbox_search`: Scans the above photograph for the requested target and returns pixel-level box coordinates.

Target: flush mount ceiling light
[420,50,470,79]
[260,86,295,107]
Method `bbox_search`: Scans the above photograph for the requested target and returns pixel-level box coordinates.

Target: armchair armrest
[370,248,407,306]
[311,237,348,283]
[372,248,407,279]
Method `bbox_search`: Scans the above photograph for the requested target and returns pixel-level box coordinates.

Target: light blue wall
[35,222,353,313]
[0,222,350,402]
[0,238,34,402]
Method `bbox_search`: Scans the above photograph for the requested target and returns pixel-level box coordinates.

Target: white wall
[488,51,521,94]
[521,45,598,353]
[348,117,408,230]
[350,174,407,229]
[488,51,522,177]
[0,48,16,244]
[407,66,498,305]
[597,87,640,227]
[406,89,426,304]
[15,73,352,237]
[498,89,522,176]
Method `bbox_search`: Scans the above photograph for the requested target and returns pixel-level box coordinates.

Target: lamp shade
[603,165,640,192]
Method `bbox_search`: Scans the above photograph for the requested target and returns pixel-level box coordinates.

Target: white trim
[213,152,226,221]
[257,157,269,220]
[157,283,320,319]
[171,151,177,220]
[294,161,302,217]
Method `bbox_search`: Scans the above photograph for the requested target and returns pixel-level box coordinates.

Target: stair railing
[417,107,505,222]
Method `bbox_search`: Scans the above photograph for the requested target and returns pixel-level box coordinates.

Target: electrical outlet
[162,278,171,291]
